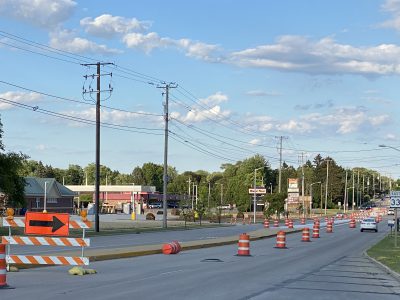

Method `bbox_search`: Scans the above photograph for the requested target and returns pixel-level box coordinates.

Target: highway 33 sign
[390,191,400,208]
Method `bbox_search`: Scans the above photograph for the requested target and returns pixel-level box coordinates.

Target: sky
[1,0,400,178]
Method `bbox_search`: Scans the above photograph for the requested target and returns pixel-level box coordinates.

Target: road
[3,221,400,299]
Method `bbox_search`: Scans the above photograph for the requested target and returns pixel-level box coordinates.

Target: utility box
[123,203,131,214]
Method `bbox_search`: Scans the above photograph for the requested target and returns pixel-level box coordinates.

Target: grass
[367,232,400,274]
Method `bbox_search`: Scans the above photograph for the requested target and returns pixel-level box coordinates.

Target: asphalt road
[3,221,400,299]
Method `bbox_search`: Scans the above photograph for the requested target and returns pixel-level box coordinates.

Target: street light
[309,182,321,217]
[253,167,265,224]
[43,181,48,213]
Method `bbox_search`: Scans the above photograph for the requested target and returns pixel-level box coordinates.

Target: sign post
[390,191,400,247]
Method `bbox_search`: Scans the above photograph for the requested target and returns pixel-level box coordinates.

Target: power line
[0,97,163,135]
[0,80,163,117]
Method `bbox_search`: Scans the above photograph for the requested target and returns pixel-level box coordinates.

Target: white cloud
[122,31,220,60]
[369,114,389,126]
[36,144,48,151]
[49,29,121,55]
[0,0,76,28]
[249,139,261,145]
[200,92,228,106]
[0,91,42,110]
[385,133,397,140]
[379,0,400,31]
[276,120,313,133]
[246,90,281,97]
[62,107,162,127]
[122,32,170,54]
[181,105,231,123]
[80,14,150,38]
[228,35,400,76]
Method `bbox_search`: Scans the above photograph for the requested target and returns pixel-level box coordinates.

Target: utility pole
[299,152,306,217]
[352,171,355,211]
[208,182,211,208]
[324,159,331,215]
[357,170,360,208]
[82,62,113,233]
[157,82,177,229]
[220,183,223,206]
[276,136,287,193]
[187,177,191,208]
[344,170,348,213]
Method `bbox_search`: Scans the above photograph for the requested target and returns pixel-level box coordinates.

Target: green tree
[0,117,27,207]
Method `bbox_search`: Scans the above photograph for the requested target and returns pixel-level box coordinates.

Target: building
[24,177,75,213]
[65,184,183,214]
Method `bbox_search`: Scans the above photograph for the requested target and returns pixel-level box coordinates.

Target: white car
[388,209,395,215]
[360,218,378,232]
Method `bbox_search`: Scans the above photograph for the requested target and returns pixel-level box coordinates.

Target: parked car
[148,202,162,209]
[388,208,395,215]
[360,218,378,232]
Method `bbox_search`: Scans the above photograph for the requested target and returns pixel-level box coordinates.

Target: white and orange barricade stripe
[2,236,90,247]
[6,255,89,266]
[237,233,250,256]
[2,218,25,228]
[0,244,9,289]
[3,218,92,229]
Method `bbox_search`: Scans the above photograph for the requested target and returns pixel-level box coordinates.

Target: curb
[363,250,400,282]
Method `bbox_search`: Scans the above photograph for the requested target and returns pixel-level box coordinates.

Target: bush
[146,213,155,220]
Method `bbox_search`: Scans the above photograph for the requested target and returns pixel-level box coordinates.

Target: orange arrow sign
[25,212,69,236]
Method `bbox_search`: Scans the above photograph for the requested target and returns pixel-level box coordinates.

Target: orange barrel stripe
[284,219,289,226]
[275,231,287,248]
[0,244,8,288]
[238,233,250,256]
[312,225,320,238]
[6,255,89,265]
[288,220,293,229]
[326,222,333,233]
[263,219,270,228]
[274,220,279,227]
[301,227,311,242]
[172,241,181,253]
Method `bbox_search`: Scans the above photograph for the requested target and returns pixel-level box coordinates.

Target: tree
[0,117,27,207]
[264,192,287,219]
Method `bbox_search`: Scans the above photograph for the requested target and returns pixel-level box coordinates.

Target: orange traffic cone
[275,231,287,249]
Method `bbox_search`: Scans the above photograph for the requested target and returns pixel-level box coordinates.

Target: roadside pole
[395,208,398,248]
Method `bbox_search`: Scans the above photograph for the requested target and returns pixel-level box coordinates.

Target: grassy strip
[366,233,400,274]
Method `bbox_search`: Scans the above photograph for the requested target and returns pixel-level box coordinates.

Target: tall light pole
[43,181,48,213]
[324,159,331,215]
[253,167,265,223]
[270,183,273,194]
[310,182,321,216]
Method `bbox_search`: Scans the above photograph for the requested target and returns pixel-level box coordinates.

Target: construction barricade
[237,233,250,256]
[2,211,91,268]
[349,219,356,228]
[300,218,306,225]
[263,219,270,229]
[275,231,287,249]
[288,220,293,229]
[326,222,333,233]
[273,219,279,227]
[162,241,181,255]
[301,227,311,242]
[312,225,320,238]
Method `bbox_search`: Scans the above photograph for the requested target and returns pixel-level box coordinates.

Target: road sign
[25,212,69,236]
[390,191,400,208]
[248,188,267,194]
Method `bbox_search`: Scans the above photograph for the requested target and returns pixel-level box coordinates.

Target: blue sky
[1,0,400,178]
